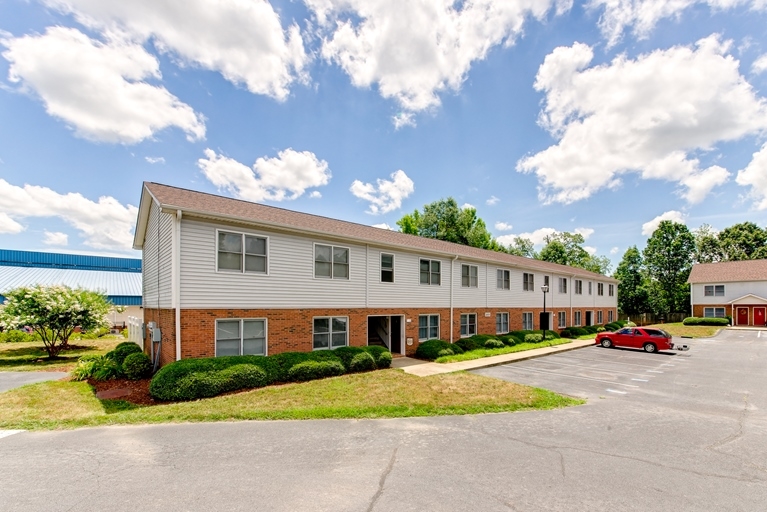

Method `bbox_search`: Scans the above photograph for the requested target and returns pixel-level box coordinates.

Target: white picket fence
[127,316,143,349]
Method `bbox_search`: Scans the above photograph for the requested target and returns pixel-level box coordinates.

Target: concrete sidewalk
[391,338,596,377]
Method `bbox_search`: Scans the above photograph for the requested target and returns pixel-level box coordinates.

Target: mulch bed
[88,377,156,406]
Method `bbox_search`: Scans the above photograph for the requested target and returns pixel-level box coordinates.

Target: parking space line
[631,378,649,382]
[525,358,656,378]
[646,370,663,373]
[0,430,24,439]
[606,389,627,394]
[495,365,640,388]
[552,353,671,369]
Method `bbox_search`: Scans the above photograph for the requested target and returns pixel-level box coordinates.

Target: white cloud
[584,245,597,255]
[43,231,68,246]
[494,222,514,231]
[306,0,561,117]
[145,156,165,164]
[392,112,416,129]
[517,36,766,205]
[309,191,322,199]
[2,27,205,144]
[0,179,137,250]
[350,170,415,215]
[0,212,24,234]
[43,0,307,100]
[641,210,687,236]
[753,54,767,74]
[497,227,557,247]
[574,227,595,239]
[372,223,393,230]
[589,0,767,47]
[610,246,619,255]
[461,203,475,210]
[199,148,331,203]
[736,142,767,209]
[486,195,500,205]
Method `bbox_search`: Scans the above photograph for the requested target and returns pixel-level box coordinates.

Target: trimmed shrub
[270,351,341,382]
[437,349,455,357]
[415,339,454,360]
[584,326,598,334]
[524,333,543,344]
[510,329,560,340]
[92,357,122,381]
[349,351,376,372]
[484,339,504,349]
[596,326,606,333]
[455,336,485,352]
[499,333,524,345]
[604,322,621,332]
[361,346,392,369]
[122,352,152,380]
[218,364,269,390]
[287,360,345,382]
[615,320,627,327]
[682,317,729,326]
[625,321,637,327]
[332,346,366,371]
[106,342,142,366]
[559,329,574,339]
[568,327,589,336]
[175,371,226,400]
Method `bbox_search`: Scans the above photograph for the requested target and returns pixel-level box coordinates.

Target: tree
[717,222,767,261]
[506,237,535,258]
[0,285,111,359]
[613,246,649,316]
[537,232,612,274]
[643,221,695,316]
[693,224,722,263]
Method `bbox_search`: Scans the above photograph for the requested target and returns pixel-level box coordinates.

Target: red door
[737,308,749,326]
[755,308,766,326]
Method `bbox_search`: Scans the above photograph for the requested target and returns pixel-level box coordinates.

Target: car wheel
[643,343,657,353]
[600,338,613,348]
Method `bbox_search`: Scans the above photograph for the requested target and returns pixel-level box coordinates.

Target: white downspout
[173,210,182,361]
[570,274,575,326]
[450,255,458,343]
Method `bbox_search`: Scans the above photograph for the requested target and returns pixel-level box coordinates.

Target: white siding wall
[142,201,173,308]
[692,281,767,305]
[367,248,450,308]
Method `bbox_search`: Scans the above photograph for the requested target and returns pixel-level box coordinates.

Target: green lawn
[0,338,122,372]
[0,369,583,431]
[643,323,722,338]
[435,338,572,363]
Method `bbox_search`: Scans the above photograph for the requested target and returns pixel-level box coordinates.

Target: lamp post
[541,285,549,341]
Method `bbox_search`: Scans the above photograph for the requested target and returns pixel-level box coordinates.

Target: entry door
[755,307,766,326]
[737,307,749,326]
[390,316,402,354]
[585,311,593,326]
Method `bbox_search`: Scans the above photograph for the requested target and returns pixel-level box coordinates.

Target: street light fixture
[541,285,549,342]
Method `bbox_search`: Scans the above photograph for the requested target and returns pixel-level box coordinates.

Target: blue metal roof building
[0,250,142,306]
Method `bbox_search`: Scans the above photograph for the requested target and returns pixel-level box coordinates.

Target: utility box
[151,328,162,342]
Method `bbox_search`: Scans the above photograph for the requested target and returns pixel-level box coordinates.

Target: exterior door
[585,311,593,326]
[390,316,402,354]
[754,307,766,326]
[737,307,749,326]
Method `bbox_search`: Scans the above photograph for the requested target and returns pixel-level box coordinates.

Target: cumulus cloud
[0,212,24,234]
[486,195,500,205]
[584,246,597,255]
[392,112,416,130]
[494,222,514,231]
[642,210,687,236]
[610,246,619,255]
[372,223,393,230]
[199,148,331,203]
[306,0,561,119]
[496,226,594,246]
[736,142,767,209]
[43,0,307,100]
[43,231,68,246]
[461,203,475,210]
[589,0,767,47]
[753,54,767,74]
[145,156,165,164]
[309,191,322,199]
[517,36,766,205]
[1,27,205,144]
[0,179,137,250]
[574,227,595,239]
[350,170,415,215]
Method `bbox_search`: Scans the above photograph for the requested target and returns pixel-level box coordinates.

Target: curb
[460,340,594,372]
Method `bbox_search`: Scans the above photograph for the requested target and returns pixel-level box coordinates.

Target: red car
[595,327,689,353]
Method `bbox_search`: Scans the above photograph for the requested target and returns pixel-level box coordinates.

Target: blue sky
[0,0,766,271]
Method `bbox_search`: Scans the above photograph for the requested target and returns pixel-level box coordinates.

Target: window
[419,315,440,340]
[522,312,533,330]
[420,259,441,285]
[704,307,726,318]
[558,277,567,293]
[557,311,566,328]
[497,269,510,290]
[609,284,615,297]
[216,319,266,356]
[315,244,349,279]
[544,276,550,287]
[496,312,509,333]
[460,314,477,337]
[588,282,592,295]
[217,231,267,273]
[462,264,478,287]
[574,311,582,326]
[597,283,604,296]
[381,253,394,283]
[598,310,603,324]
[523,273,535,291]
[313,317,348,350]
[608,310,614,323]
[704,285,725,297]
[575,280,583,295]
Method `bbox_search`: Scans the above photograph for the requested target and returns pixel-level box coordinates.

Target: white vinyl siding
[704,307,726,317]
[313,317,348,350]
[462,264,478,288]
[142,201,173,308]
[418,314,440,341]
[522,312,533,330]
[496,312,509,333]
[215,319,266,356]
[460,313,476,337]
[558,311,566,328]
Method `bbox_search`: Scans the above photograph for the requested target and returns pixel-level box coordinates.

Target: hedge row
[71,342,151,381]
[415,330,563,361]
[682,317,730,326]
[149,345,392,401]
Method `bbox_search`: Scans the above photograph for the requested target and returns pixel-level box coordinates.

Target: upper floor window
[381,253,394,283]
[544,276,550,287]
[588,282,592,295]
[704,285,725,297]
[575,280,583,295]
[558,277,567,293]
[218,231,267,273]
[462,264,478,288]
[523,273,534,291]
[597,283,604,296]
[609,284,615,297]
[497,269,510,290]
[315,244,349,279]
[420,259,441,285]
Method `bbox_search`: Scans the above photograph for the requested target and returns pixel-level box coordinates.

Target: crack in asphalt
[705,393,767,474]
[366,446,398,512]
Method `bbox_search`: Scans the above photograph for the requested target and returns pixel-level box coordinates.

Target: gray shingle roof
[688,259,767,283]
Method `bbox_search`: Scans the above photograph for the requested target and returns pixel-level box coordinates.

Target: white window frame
[420,258,442,286]
[609,284,615,297]
[522,312,533,331]
[215,229,269,275]
[523,272,535,291]
[704,285,725,297]
[608,310,614,323]
[380,253,394,283]
[597,283,604,296]
[497,269,510,290]
[312,316,349,350]
[558,277,567,294]
[460,313,477,337]
[574,311,582,326]
[215,318,268,357]
[598,310,603,324]
[418,314,440,341]
[557,311,566,328]
[575,280,583,295]
[496,312,509,334]
[703,307,726,318]
[314,243,350,280]
[462,264,478,288]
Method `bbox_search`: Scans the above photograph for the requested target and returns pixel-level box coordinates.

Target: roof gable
[688,260,767,284]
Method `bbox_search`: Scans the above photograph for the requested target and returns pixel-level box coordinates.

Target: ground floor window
[419,314,440,341]
[574,311,582,326]
[216,319,266,356]
[460,313,477,337]
[558,311,566,328]
[522,312,533,331]
[597,310,603,324]
[703,307,726,318]
[608,310,614,323]
[313,317,348,350]
[496,312,509,333]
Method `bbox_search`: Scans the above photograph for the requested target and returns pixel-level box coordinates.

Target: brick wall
[692,304,732,318]
[143,308,176,366]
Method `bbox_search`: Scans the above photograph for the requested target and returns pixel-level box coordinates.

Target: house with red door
[688,259,767,326]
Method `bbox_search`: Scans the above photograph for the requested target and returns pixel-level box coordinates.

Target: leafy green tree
[613,246,649,316]
[643,221,695,316]
[693,224,722,263]
[506,237,536,258]
[717,222,767,261]
[0,285,111,358]
[537,232,612,274]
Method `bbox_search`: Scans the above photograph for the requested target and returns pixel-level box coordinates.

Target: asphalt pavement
[1,329,765,512]
[0,371,69,393]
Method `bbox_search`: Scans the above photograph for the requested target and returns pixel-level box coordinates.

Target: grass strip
[642,323,721,338]
[0,370,582,431]
[435,338,572,363]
